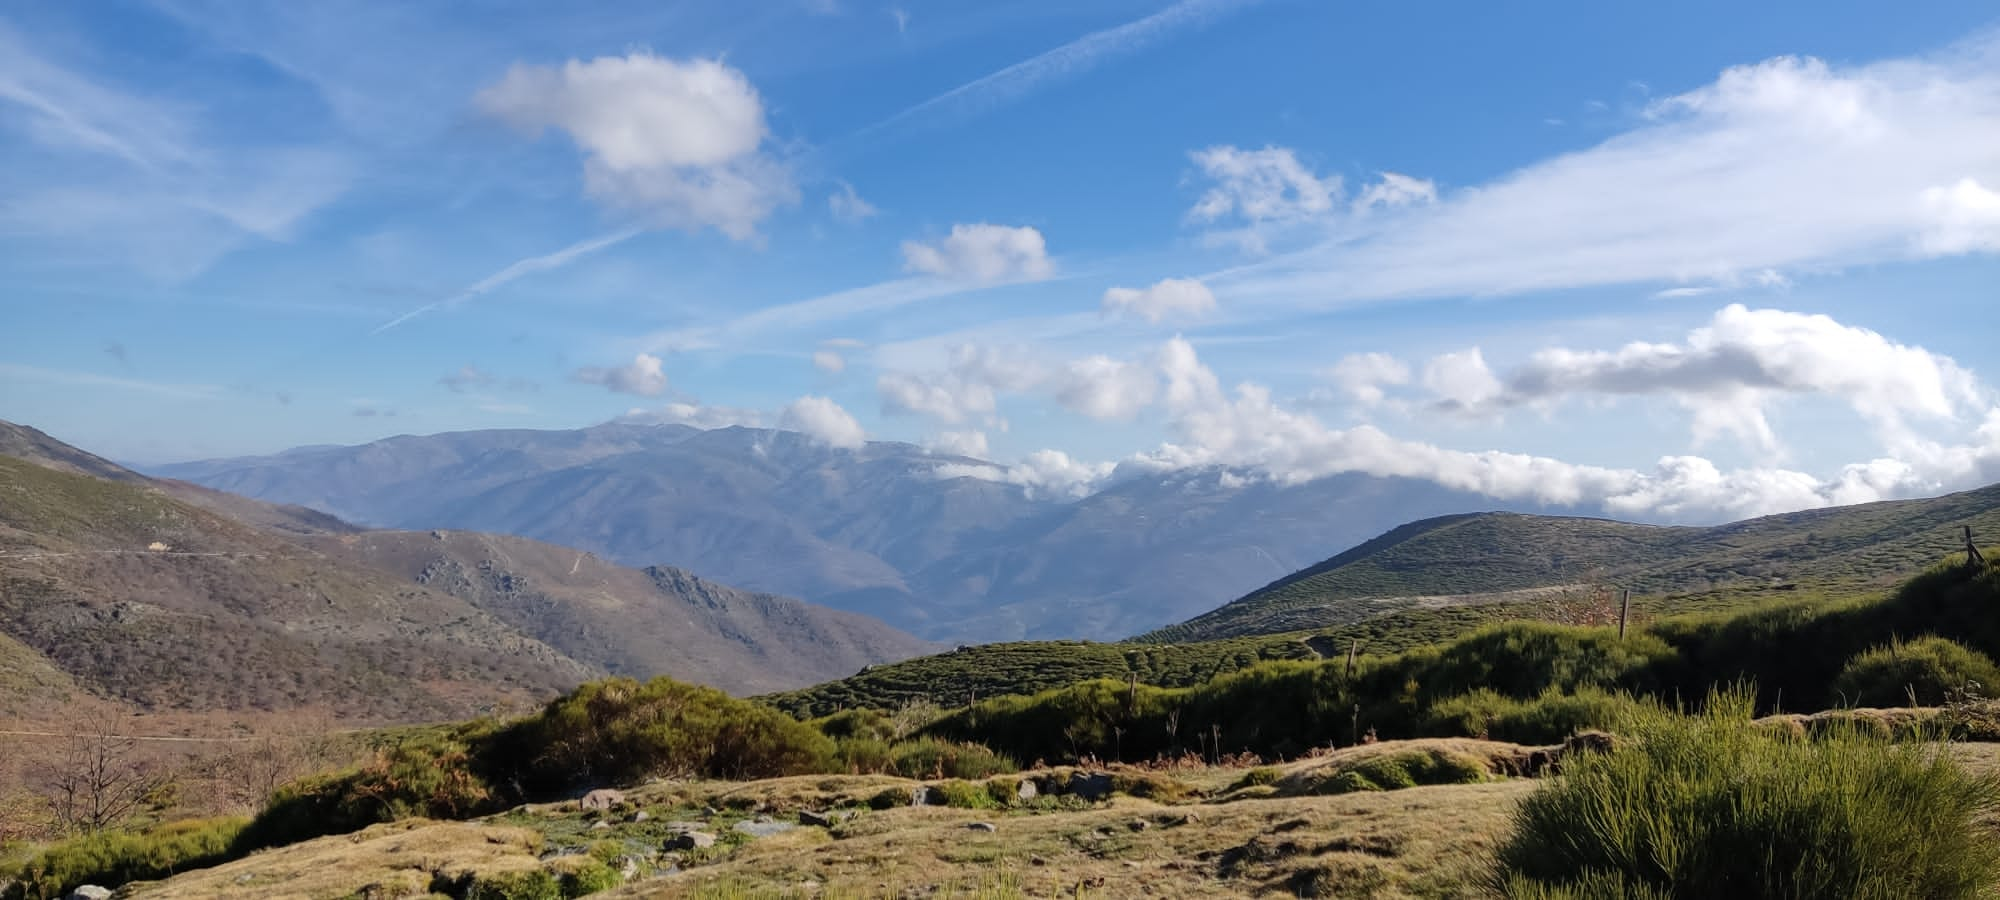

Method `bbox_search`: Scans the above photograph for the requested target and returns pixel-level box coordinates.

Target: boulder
[733,818,796,838]
[67,888,113,900]
[1067,771,1114,801]
[966,822,997,833]
[799,809,849,828]
[578,788,626,811]
[666,831,717,851]
[1015,779,1039,802]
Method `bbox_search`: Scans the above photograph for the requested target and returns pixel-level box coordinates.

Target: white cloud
[812,349,848,374]
[1920,178,2000,255]
[877,343,1163,425]
[925,429,990,459]
[477,53,796,240]
[374,228,639,333]
[1323,352,1411,406]
[780,395,867,449]
[573,352,669,396]
[1187,145,1340,226]
[1124,336,2000,522]
[1215,43,2000,306]
[1052,355,1158,420]
[936,449,1114,499]
[1445,305,1985,456]
[616,401,764,429]
[901,224,1054,282]
[1102,277,1216,322]
[1353,172,1438,211]
[1421,348,1504,412]
[828,181,879,224]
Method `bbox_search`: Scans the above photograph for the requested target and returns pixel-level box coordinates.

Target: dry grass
[127,819,545,899]
[616,780,1534,899]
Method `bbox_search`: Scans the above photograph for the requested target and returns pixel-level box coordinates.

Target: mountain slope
[0,421,936,714]
[302,529,938,694]
[1155,482,2000,642]
[153,425,1589,641]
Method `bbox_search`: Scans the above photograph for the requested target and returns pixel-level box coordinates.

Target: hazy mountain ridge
[152,423,1595,640]
[0,420,936,716]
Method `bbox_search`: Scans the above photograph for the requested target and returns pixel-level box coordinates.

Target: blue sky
[3,0,1999,522]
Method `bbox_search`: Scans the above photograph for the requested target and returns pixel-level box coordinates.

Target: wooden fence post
[1618,589,1631,640]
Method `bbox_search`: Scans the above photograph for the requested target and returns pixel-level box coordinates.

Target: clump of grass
[1832,635,2000,708]
[1297,748,1488,796]
[1498,685,2000,898]
[1425,686,1650,744]
[930,779,999,810]
[1228,766,1281,790]
[0,816,248,900]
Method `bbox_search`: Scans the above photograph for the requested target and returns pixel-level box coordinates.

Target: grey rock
[666,831,717,851]
[799,809,849,828]
[910,785,937,806]
[67,888,113,900]
[578,788,626,811]
[631,810,651,823]
[1067,771,1114,801]
[966,822,997,833]
[1015,778,1039,802]
[734,819,797,838]
[589,820,612,831]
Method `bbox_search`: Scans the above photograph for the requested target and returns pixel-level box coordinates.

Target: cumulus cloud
[1920,178,2000,255]
[476,53,796,240]
[1052,356,1158,420]
[1323,352,1411,406]
[901,224,1054,282]
[925,429,991,459]
[1127,336,2000,522]
[1433,305,1985,455]
[572,352,669,396]
[616,401,764,429]
[1102,277,1216,322]
[828,181,879,224]
[877,344,1040,423]
[878,343,1162,425]
[1421,348,1504,412]
[1187,145,1340,225]
[780,395,867,448]
[812,349,847,374]
[1215,43,2000,306]
[936,449,1114,499]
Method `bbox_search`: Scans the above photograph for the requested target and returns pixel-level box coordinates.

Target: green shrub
[1,816,248,900]
[831,737,893,774]
[1498,687,2000,898]
[1426,687,1650,744]
[1229,766,1281,790]
[467,868,562,900]
[886,738,1016,780]
[514,677,837,788]
[930,779,998,810]
[547,855,623,897]
[237,731,496,851]
[1832,636,2000,708]
[813,709,896,742]
[1304,749,1487,795]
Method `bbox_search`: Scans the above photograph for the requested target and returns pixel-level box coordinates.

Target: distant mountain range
[0,420,933,719]
[1153,484,2000,642]
[151,423,1593,641]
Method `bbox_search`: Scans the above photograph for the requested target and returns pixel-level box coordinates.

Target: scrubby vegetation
[922,553,2000,764]
[1,816,247,900]
[1499,687,2000,898]
[1832,635,2000,707]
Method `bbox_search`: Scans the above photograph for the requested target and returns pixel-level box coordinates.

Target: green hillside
[1148,483,2000,643]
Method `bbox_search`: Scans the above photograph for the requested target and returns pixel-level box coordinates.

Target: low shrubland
[1498,687,2000,898]
[1,816,247,900]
